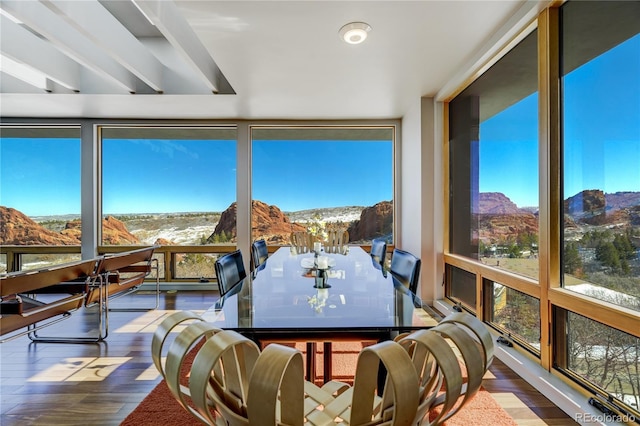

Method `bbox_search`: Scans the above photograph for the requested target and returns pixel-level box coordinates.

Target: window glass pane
[0,126,81,271]
[174,252,217,280]
[449,30,539,280]
[488,281,540,351]
[566,311,640,409]
[101,127,237,256]
[446,264,476,311]
[251,127,394,245]
[561,1,640,313]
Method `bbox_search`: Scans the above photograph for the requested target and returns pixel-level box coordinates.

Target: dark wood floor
[1,291,577,425]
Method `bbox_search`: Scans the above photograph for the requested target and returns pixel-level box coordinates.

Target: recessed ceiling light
[339,22,371,45]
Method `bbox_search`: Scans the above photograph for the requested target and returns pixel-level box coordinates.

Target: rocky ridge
[347,201,393,242]
[208,200,307,244]
[0,206,139,245]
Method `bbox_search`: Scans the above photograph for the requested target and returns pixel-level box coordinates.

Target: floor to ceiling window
[448,28,539,317]
[447,0,639,413]
[0,126,82,271]
[558,0,640,409]
[250,126,395,246]
[100,126,237,280]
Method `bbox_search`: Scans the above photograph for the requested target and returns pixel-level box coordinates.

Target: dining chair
[290,231,312,253]
[324,229,349,254]
[369,238,387,268]
[389,248,421,295]
[214,250,247,297]
[251,239,269,270]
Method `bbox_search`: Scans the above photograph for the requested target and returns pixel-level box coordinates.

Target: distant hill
[286,206,364,224]
[475,194,538,243]
[478,192,530,215]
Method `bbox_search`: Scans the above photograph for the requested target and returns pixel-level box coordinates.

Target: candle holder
[314,267,331,288]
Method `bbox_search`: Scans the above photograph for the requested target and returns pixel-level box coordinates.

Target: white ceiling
[0,0,542,120]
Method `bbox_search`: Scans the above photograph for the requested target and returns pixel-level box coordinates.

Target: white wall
[400,97,444,304]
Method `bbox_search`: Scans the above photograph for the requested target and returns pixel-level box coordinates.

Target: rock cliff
[0,206,140,245]
[347,201,393,243]
[0,206,80,245]
[208,200,306,244]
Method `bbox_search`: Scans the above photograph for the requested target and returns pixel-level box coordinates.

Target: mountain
[564,189,640,227]
[0,206,80,245]
[478,192,530,215]
[0,207,139,245]
[347,201,393,243]
[208,200,307,245]
[64,216,140,245]
[475,194,538,243]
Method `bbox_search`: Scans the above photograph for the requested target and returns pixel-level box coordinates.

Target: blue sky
[252,140,392,212]
[1,35,637,216]
[0,137,392,216]
[479,33,639,208]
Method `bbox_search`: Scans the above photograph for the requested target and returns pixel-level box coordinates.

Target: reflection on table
[204,246,439,338]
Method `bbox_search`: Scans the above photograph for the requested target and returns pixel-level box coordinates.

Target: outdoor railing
[1,244,391,282]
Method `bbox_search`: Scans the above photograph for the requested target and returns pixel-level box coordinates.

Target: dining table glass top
[203,246,439,335]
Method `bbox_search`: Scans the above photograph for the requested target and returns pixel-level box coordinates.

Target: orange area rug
[122,341,517,426]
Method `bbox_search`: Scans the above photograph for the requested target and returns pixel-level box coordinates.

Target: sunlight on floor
[491,392,544,425]
[114,309,205,333]
[28,357,132,382]
[136,362,162,381]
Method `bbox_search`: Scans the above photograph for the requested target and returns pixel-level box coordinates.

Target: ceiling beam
[0,15,80,91]
[0,0,138,93]
[133,0,233,94]
[46,0,165,93]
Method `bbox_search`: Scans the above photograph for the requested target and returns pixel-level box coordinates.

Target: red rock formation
[564,189,606,218]
[347,201,393,243]
[0,206,80,245]
[102,216,141,245]
[478,192,524,215]
[0,207,140,246]
[208,200,306,244]
[62,216,140,245]
[477,212,539,245]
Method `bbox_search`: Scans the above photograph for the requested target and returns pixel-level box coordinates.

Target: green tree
[613,233,635,260]
[564,241,583,275]
[596,242,621,272]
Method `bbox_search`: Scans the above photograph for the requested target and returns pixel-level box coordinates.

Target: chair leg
[108,259,160,312]
[306,342,317,383]
[28,282,109,343]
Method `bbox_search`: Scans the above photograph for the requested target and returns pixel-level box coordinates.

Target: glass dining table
[202,245,440,380]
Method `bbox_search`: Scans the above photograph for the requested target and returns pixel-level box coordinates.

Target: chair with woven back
[290,231,313,254]
[324,228,349,254]
[214,249,247,297]
[189,329,420,426]
[154,311,493,426]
